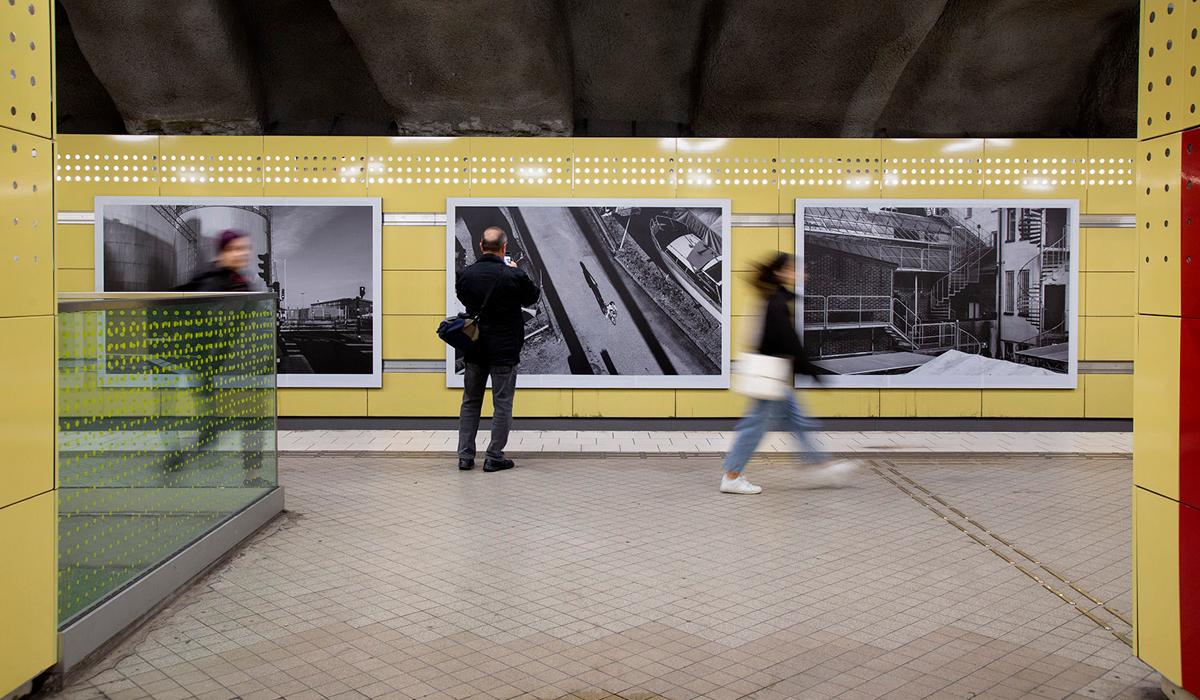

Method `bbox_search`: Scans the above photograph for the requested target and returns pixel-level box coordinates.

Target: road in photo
[449,200,729,387]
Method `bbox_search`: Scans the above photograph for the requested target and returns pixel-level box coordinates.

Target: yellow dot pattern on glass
[57,296,276,624]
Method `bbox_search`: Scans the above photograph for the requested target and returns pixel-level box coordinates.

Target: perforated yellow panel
[1138,134,1182,316]
[572,138,676,199]
[1087,139,1137,214]
[778,138,882,211]
[982,138,1088,201]
[263,136,368,197]
[0,129,52,317]
[1134,314,1180,498]
[366,137,469,212]
[0,0,52,139]
[675,138,779,213]
[159,135,264,197]
[467,137,574,198]
[1139,0,1190,140]
[1185,0,1200,132]
[55,134,159,211]
[882,139,984,198]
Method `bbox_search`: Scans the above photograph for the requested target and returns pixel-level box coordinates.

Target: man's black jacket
[456,254,541,366]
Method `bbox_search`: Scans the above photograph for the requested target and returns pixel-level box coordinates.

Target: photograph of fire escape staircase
[799,205,1070,379]
[1003,208,1072,371]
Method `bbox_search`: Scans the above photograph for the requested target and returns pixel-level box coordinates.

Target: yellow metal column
[0,0,57,694]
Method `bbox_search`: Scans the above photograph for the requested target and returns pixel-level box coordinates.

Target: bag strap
[475,270,504,318]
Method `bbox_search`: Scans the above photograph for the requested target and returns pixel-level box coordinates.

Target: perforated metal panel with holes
[0,0,52,138]
[1,129,52,316]
[1087,139,1137,214]
[466,137,574,197]
[55,135,160,211]
[778,138,882,211]
[262,136,368,197]
[881,139,985,198]
[1139,134,1183,316]
[159,135,264,197]
[981,139,1089,201]
[366,137,469,212]
[675,138,779,212]
[571,138,676,199]
[1140,0,1191,140]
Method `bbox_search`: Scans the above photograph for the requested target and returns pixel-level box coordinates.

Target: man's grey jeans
[457,362,517,460]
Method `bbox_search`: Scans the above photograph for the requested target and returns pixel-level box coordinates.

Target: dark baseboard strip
[279,417,1132,433]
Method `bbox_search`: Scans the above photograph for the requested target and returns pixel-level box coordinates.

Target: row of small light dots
[366,162,465,172]
[780,178,878,186]
[367,177,465,184]
[682,176,775,186]
[780,167,878,174]
[576,177,674,185]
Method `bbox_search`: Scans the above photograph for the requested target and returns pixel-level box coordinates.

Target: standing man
[456,226,541,472]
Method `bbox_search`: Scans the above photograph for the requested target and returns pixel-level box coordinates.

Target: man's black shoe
[458,458,474,471]
[483,458,515,472]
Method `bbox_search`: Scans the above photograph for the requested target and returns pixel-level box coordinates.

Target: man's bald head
[481,226,508,254]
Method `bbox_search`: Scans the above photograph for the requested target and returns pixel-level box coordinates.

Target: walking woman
[721,253,858,494]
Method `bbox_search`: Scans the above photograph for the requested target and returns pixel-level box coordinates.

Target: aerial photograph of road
[450,203,727,383]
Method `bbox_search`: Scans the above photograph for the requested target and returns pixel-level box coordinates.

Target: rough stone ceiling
[55,0,1138,138]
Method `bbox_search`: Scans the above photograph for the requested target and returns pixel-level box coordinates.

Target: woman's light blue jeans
[722,392,828,475]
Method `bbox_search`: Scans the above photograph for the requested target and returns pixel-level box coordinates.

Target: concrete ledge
[57,487,284,674]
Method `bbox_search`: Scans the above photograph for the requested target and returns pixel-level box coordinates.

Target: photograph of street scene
[95,197,381,388]
[447,199,730,388]
[796,200,1077,389]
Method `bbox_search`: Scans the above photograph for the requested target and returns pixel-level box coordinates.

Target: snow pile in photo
[908,350,1057,377]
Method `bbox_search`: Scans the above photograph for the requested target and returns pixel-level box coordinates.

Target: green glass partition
[57,292,277,625]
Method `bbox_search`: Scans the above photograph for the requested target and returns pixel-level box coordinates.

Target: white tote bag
[733,352,793,400]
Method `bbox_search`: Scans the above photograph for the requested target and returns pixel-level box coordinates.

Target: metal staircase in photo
[929,217,995,321]
[1015,209,1069,332]
[804,295,983,355]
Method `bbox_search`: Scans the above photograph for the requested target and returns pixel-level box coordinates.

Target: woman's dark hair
[754,252,794,293]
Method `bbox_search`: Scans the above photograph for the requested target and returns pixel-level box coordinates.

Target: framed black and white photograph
[796,199,1079,389]
[94,196,382,388]
[446,198,731,388]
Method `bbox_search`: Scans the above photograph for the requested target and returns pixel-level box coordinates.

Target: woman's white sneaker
[810,459,860,487]
[720,475,763,494]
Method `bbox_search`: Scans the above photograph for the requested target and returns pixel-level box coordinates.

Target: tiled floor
[277,430,1132,456]
[49,452,1155,700]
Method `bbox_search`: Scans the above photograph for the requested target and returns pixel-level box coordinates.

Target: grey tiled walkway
[52,454,1156,700]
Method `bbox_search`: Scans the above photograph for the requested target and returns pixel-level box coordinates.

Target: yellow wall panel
[676,138,779,213]
[277,388,367,416]
[263,136,368,197]
[1086,139,1137,214]
[1083,374,1134,418]
[573,390,675,417]
[0,130,53,317]
[731,227,780,272]
[1138,0,1189,140]
[1134,314,1180,497]
[0,0,52,139]
[882,138,984,198]
[55,135,160,211]
[1083,272,1137,316]
[879,389,982,417]
[1134,488,1182,684]
[366,136,469,212]
[676,389,746,418]
[0,492,56,698]
[1083,228,1137,271]
[381,270,445,315]
[1138,134,1182,316]
[159,135,264,197]
[55,269,93,293]
[382,315,443,360]
[382,226,446,271]
[1084,316,1136,361]
[805,388,880,417]
[981,387,1085,418]
[54,224,93,270]
[779,138,882,211]
[367,372,462,417]
[468,137,574,198]
[1186,0,1200,133]
[983,138,1088,202]
[572,138,677,199]
[0,316,53,508]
